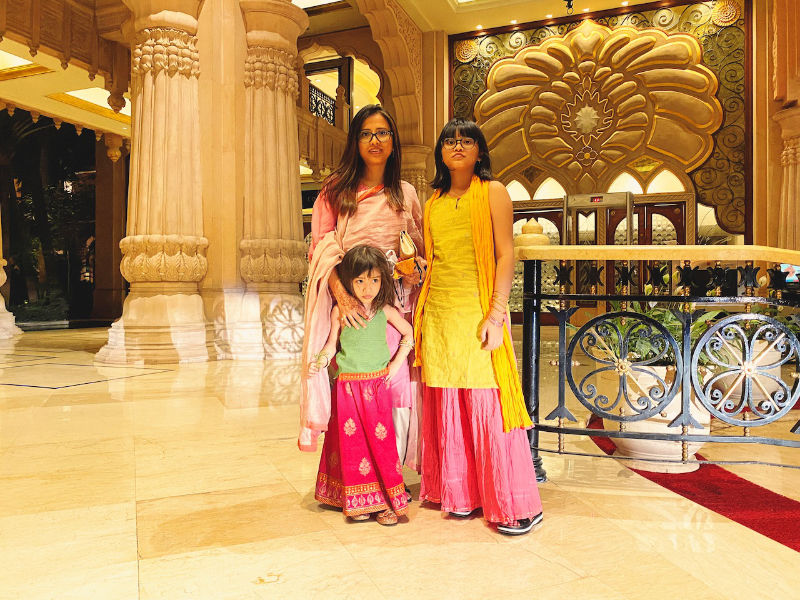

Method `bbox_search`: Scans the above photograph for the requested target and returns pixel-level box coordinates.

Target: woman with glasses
[414,118,543,535]
[301,105,424,519]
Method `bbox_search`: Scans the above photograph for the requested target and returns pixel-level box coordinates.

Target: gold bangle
[314,351,331,369]
[399,339,414,348]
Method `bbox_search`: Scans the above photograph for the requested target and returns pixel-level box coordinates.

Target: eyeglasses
[358,129,393,143]
[443,137,476,149]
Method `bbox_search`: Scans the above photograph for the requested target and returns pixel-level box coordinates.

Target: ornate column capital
[132,27,200,79]
[239,0,308,52]
[121,1,202,33]
[402,144,432,200]
[239,238,307,285]
[120,234,209,283]
[774,105,800,140]
[244,47,298,96]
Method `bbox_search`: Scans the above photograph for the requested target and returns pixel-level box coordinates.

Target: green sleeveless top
[335,308,391,376]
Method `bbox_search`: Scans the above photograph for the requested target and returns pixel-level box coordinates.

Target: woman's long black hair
[323,104,404,216]
[430,117,493,193]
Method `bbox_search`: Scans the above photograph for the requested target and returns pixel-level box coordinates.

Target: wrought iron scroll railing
[515,243,800,482]
[308,84,336,126]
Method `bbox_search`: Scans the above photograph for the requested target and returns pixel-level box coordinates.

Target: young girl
[310,245,414,525]
[414,118,543,535]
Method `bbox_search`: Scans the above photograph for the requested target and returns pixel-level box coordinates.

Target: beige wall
[752,0,783,246]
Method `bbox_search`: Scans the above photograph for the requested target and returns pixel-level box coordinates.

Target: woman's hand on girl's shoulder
[337,293,368,329]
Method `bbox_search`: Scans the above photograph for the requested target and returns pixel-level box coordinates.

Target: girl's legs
[419,386,482,513]
[464,389,542,526]
[420,385,542,528]
[326,374,408,519]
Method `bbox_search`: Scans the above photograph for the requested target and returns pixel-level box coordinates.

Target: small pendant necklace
[451,189,467,209]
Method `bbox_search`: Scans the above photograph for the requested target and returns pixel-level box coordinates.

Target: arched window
[646,169,685,194]
[533,177,567,199]
[506,180,530,201]
[607,172,643,194]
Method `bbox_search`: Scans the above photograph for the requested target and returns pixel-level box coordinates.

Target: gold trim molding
[0,64,51,81]
[46,92,131,124]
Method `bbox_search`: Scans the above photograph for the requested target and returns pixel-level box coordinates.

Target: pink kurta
[300,182,423,463]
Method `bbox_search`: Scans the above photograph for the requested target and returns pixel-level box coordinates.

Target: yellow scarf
[414,176,532,432]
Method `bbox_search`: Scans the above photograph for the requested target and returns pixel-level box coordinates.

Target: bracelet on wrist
[486,315,503,327]
[314,351,331,368]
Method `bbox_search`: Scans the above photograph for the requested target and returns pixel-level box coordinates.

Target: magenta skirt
[419,385,542,525]
[315,369,409,517]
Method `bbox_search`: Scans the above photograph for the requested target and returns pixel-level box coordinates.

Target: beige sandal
[349,513,371,522]
[376,509,398,526]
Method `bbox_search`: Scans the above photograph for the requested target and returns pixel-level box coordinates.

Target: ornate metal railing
[516,244,800,481]
[308,84,336,127]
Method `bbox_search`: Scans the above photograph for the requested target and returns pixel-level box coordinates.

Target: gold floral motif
[455,39,479,63]
[344,418,356,437]
[363,385,375,403]
[359,457,371,476]
[395,459,402,475]
[475,20,723,193]
[711,0,741,27]
[375,422,387,441]
[345,382,353,396]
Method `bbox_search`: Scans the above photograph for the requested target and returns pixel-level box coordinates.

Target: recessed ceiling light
[476,24,483,29]
[583,7,590,12]
[621,1,629,4]
[546,14,553,18]
[510,19,517,24]
[315,78,321,82]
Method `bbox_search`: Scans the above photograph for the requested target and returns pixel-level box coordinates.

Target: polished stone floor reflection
[0,329,798,599]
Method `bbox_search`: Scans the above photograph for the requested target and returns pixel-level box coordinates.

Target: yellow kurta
[420,193,497,388]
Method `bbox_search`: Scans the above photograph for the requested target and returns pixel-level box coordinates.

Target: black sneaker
[497,512,543,536]
[405,485,413,503]
[448,509,474,518]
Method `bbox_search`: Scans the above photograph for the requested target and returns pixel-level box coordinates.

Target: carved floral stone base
[95,283,213,364]
[205,285,304,361]
[230,287,303,361]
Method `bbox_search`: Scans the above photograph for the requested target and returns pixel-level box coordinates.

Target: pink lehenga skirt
[315,369,409,517]
[419,386,542,525]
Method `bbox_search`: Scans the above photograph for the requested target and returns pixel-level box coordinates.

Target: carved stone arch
[643,165,693,195]
[297,40,389,106]
[350,0,423,145]
[530,172,570,199]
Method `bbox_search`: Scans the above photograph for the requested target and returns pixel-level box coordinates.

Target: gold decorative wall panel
[454,2,748,234]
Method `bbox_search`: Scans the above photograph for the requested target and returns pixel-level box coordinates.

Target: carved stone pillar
[92,137,127,320]
[96,3,212,364]
[775,106,800,250]
[402,144,431,203]
[232,0,308,360]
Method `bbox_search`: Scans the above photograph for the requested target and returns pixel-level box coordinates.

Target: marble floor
[1,328,798,600]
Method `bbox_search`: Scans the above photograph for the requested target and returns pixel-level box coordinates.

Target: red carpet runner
[587,416,800,552]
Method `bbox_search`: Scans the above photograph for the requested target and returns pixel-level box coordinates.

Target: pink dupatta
[299,183,423,453]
